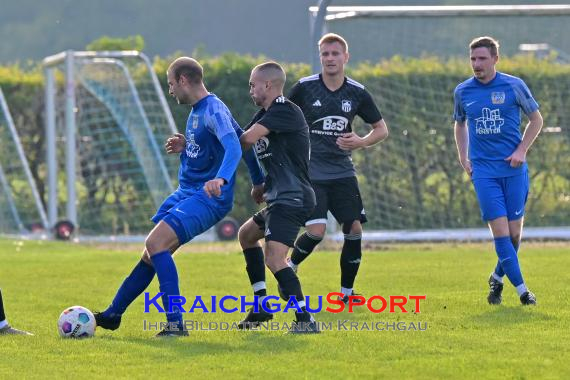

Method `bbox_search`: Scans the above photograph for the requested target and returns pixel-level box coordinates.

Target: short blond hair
[318,33,348,52]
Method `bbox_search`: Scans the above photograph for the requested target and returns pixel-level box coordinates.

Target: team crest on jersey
[341,100,352,113]
[186,132,201,158]
[192,115,200,129]
[255,137,270,154]
[491,92,505,104]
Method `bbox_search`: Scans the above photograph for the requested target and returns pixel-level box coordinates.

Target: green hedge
[2,54,569,231]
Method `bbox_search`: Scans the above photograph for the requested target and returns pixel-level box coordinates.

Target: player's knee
[511,233,521,248]
[488,217,510,237]
[141,251,152,265]
[144,236,169,256]
[237,225,247,245]
[263,247,285,273]
[238,224,256,247]
[264,255,276,272]
[264,255,283,273]
[306,223,326,239]
[342,220,362,235]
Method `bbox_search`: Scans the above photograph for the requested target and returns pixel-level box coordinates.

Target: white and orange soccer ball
[57,306,96,338]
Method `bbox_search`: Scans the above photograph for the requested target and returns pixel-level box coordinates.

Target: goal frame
[0,87,48,233]
[42,50,177,232]
[308,3,570,71]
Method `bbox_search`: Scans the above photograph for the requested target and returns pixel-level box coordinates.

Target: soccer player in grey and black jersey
[288,33,389,302]
[237,61,319,333]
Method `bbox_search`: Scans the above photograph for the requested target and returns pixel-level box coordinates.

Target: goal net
[43,51,178,237]
[309,4,570,240]
[0,86,48,235]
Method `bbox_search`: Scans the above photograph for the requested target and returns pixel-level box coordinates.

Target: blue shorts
[472,171,529,222]
[151,187,232,245]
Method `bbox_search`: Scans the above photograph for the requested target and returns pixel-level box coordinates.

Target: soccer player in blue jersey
[94,57,264,337]
[453,37,543,306]
[0,288,33,335]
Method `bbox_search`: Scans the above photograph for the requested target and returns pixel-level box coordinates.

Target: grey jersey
[245,96,315,209]
[289,74,382,180]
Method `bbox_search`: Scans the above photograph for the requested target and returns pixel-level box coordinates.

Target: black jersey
[246,96,316,209]
[288,74,382,180]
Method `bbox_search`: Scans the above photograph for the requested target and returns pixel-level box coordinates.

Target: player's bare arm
[240,123,270,151]
[454,120,472,176]
[505,110,543,168]
[336,119,388,150]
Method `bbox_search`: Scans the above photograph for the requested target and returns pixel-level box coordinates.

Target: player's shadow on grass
[97,332,305,357]
[97,334,235,356]
[471,306,553,326]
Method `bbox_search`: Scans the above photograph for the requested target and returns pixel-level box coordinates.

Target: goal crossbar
[309,5,570,20]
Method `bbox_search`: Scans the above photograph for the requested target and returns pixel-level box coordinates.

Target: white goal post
[43,50,177,236]
[0,87,48,235]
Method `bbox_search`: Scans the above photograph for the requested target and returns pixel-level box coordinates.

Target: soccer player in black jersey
[0,288,33,335]
[237,62,319,333]
[288,33,389,302]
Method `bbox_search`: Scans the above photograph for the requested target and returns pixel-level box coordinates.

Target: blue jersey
[178,94,241,192]
[453,72,539,179]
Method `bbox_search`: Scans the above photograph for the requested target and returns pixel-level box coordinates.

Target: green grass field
[1,238,569,379]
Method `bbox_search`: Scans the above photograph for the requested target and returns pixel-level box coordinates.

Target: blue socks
[103,260,155,318]
[103,251,184,327]
[494,236,524,287]
[494,240,519,278]
[151,251,183,326]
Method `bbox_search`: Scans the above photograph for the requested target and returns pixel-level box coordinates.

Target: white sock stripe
[305,219,327,226]
[344,233,362,240]
[286,259,298,270]
[252,281,266,293]
[516,283,528,297]
[305,232,323,241]
[491,272,504,283]
[297,300,306,309]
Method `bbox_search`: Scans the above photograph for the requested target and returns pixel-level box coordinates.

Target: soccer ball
[57,306,96,338]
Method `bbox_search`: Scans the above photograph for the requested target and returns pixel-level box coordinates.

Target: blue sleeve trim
[511,79,539,115]
[204,101,236,139]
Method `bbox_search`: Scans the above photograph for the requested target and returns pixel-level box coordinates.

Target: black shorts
[253,203,314,247]
[307,176,367,226]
